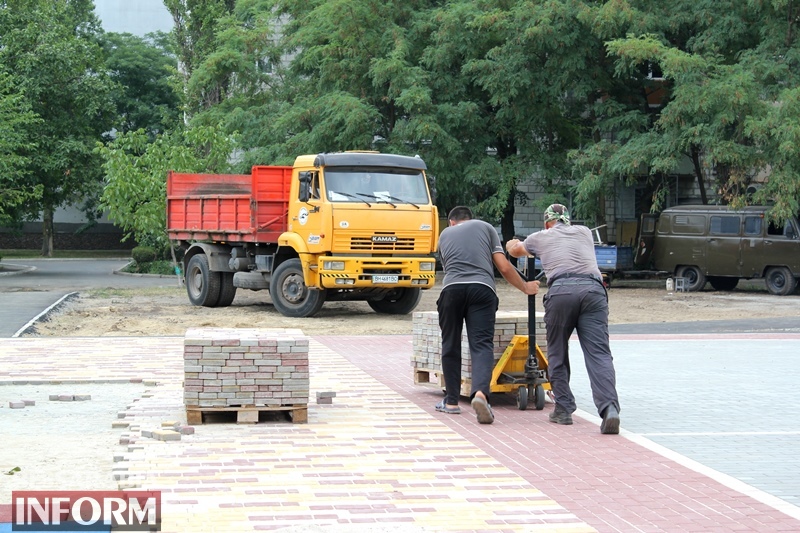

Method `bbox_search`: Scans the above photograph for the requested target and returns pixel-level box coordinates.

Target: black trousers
[437,284,498,405]
[543,280,620,417]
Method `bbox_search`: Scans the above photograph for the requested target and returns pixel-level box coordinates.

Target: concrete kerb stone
[12,292,79,338]
[0,263,36,276]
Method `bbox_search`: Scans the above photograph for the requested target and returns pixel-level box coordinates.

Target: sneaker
[601,405,620,435]
[549,404,573,425]
[470,394,494,424]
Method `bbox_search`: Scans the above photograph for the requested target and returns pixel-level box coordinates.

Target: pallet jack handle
[510,242,546,378]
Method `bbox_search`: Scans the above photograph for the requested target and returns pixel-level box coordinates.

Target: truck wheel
[186,254,221,307]
[765,266,797,296]
[675,265,706,291]
[215,272,237,307]
[708,276,739,291]
[270,258,326,317]
[367,288,422,314]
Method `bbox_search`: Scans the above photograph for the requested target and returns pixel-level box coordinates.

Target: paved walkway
[1,333,799,532]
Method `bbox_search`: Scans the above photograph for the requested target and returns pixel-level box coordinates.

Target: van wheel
[675,265,706,292]
[765,266,797,296]
[708,276,739,291]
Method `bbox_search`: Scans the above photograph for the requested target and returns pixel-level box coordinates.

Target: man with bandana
[505,204,621,435]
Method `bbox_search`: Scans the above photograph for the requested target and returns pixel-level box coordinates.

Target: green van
[636,205,800,295]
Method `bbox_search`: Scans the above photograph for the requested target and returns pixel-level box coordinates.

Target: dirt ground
[24,275,800,337]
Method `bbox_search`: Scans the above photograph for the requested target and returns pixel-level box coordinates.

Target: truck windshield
[324,167,429,205]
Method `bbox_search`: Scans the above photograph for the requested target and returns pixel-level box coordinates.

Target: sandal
[435,399,461,414]
[471,395,494,424]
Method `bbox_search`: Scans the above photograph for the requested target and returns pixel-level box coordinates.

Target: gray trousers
[543,279,620,416]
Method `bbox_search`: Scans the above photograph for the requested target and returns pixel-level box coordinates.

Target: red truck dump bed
[166,166,293,243]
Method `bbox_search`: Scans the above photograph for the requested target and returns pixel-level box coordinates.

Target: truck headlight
[323,261,345,270]
[420,262,435,271]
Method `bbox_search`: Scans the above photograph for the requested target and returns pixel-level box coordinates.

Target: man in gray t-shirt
[506,203,621,435]
[436,206,538,425]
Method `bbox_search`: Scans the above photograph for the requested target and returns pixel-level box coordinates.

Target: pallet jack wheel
[532,384,545,411]
[516,386,529,410]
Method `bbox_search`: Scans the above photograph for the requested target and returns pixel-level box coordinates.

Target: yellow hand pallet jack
[490,258,551,410]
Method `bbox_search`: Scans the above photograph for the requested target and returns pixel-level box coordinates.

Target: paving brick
[152,429,181,441]
[183,328,310,410]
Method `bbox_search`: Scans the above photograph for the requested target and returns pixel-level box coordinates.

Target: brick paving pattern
[1,333,799,532]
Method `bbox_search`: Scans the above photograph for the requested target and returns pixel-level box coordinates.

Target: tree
[0,0,116,256]
[102,31,182,137]
[97,125,236,249]
[571,1,800,222]
[0,71,42,227]
[164,0,240,115]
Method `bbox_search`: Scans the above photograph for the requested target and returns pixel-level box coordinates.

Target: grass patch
[87,286,184,299]
[121,259,178,276]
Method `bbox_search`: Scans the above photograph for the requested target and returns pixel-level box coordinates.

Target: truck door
[633,213,657,268]
[706,214,742,276]
[292,170,327,254]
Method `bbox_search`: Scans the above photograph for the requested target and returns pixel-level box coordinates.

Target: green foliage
[0,70,42,226]
[105,0,800,234]
[0,0,115,253]
[97,125,237,249]
[101,32,182,137]
[131,246,157,264]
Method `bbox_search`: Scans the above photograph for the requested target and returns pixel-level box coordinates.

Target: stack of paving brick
[183,328,309,408]
[411,310,547,382]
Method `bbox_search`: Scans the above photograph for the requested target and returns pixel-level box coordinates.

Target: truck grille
[349,236,416,251]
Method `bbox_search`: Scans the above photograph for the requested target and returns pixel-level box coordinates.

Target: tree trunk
[690,145,709,205]
[41,207,54,257]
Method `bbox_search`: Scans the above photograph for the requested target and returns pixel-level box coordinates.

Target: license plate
[372,275,399,284]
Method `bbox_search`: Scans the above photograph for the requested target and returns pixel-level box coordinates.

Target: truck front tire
[367,288,422,315]
[269,258,326,317]
[186,254,222,307]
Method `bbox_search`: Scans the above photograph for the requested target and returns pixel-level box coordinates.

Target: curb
[0,263,36,277]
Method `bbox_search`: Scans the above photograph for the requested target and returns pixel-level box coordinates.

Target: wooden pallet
[186,404,308,425]
[413,368,470,397]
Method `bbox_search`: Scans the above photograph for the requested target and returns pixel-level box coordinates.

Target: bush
[131,246,157,264]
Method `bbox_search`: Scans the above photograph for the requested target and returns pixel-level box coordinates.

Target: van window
[710,215,740,235]
[672,215,706,235]
[744,216,762,236]
[768,220,785,236]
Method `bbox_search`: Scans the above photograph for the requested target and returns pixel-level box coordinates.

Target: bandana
[544,204,571,225]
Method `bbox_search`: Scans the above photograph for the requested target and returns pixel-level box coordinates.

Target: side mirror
[298,171,311,203]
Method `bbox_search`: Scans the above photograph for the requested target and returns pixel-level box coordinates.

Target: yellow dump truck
[167,152,439,317]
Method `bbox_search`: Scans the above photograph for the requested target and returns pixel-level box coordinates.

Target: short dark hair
[447,206,474,222]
